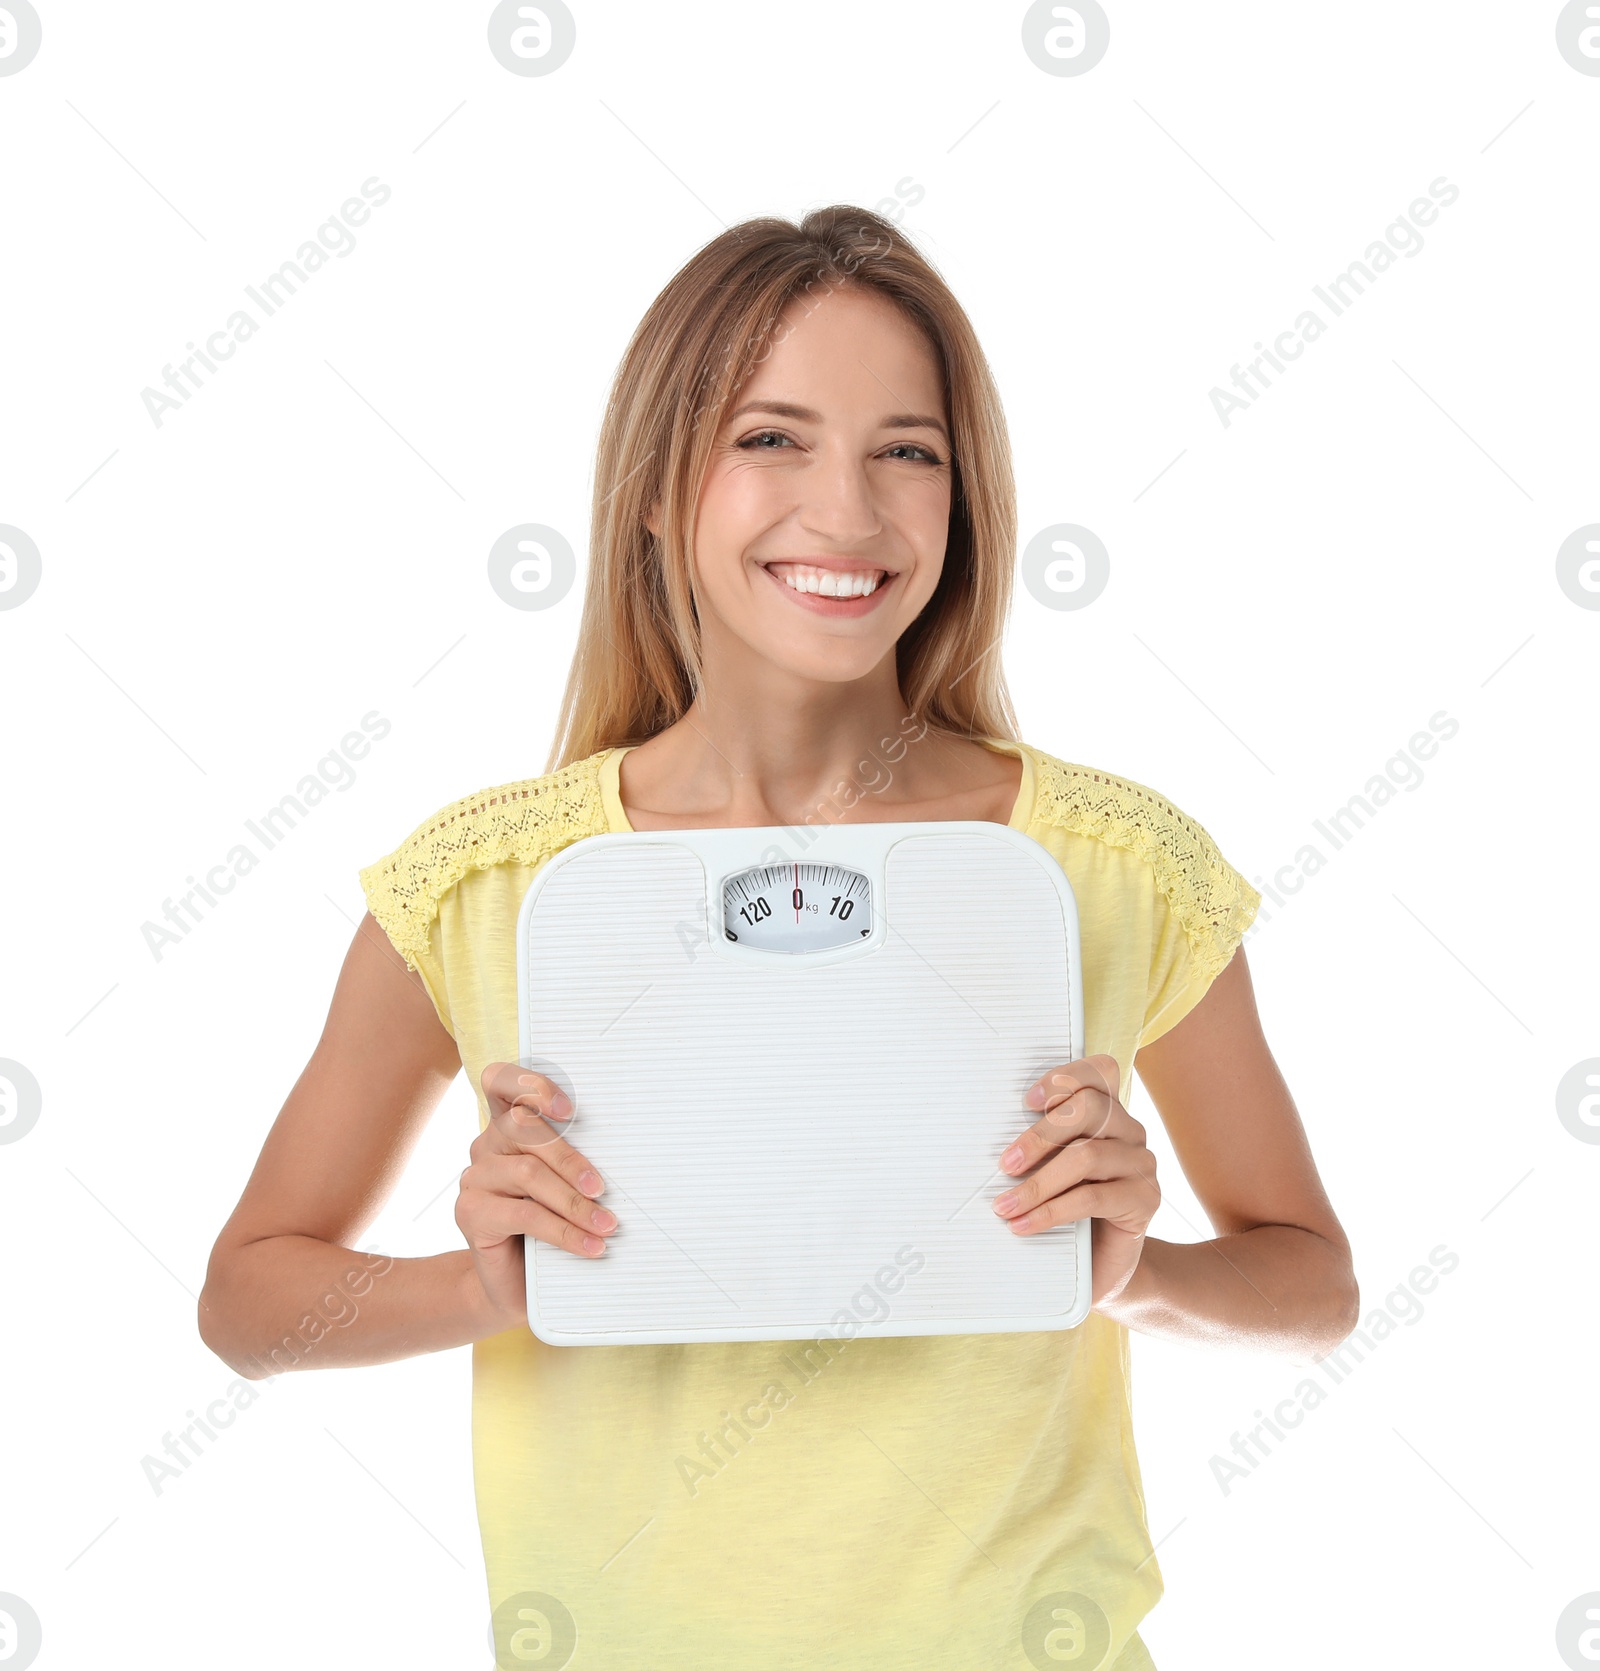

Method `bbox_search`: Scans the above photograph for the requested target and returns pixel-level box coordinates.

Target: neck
[614,614,1014,827]
[658,680,929,810]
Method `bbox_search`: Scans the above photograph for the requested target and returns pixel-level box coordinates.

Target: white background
[2,3,1596,1667]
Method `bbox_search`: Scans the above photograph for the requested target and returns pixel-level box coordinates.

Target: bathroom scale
[514,820,1090,1347]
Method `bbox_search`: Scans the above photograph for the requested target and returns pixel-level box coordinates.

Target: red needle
[793,862,799,922]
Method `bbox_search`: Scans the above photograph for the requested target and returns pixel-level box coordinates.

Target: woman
[199,205,1357,1668]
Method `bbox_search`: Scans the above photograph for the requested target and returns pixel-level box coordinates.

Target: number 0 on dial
[721,862,872,952]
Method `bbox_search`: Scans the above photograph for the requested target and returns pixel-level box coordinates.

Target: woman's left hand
[990,1053,1159,1308]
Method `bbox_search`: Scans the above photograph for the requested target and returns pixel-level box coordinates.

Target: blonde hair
[546,204,1021,773]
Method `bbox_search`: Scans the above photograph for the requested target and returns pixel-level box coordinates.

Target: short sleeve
[1135,810,1261,1051]
[351,755,614,1052]
[359,841,456,1041]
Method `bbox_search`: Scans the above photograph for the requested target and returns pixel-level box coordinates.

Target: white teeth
[770,564,885,597]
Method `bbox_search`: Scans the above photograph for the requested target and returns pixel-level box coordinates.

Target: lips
[758,560,894,600]
[756,561,896,618]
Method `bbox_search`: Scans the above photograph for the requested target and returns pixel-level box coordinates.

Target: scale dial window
[721,861,872,952]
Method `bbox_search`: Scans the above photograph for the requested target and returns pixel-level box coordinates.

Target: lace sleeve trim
[1030,751,1260,986]
[358,751,609,972]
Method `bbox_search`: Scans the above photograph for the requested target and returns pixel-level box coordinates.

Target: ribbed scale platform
[518,825,1089,1345]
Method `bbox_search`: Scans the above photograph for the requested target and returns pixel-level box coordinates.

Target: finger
[486,1088,582,1163]
[1000,1092,1144,1176]
[1001,1169,1160,1236]
[993,1136,1156,1224]
[1023,1054,1122,1112]
[460,1190,610,1259]
[472,1115,607,1198]
[480,1061,574,1125]
[468,1151,619,1237]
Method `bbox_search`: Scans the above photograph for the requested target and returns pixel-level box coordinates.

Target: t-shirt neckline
[598,735,1036,835]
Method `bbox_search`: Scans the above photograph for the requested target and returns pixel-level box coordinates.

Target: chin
[772,650,887,684]
[745,632,890,685]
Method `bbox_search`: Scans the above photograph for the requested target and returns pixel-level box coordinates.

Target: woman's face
[674,283,953,687]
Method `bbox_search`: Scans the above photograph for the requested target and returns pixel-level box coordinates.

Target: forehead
[738,285,944,406]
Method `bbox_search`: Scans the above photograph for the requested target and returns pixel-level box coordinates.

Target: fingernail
[551,1090,573,1117]
[590,1207,616,1231]
[518,1073,540,1088]
[1025,1084,1046,1109]
[577,1168,603,1196]
[582,1234,604,1254]
[1000,1144,1025,1172]
[992,1190,1018,1214]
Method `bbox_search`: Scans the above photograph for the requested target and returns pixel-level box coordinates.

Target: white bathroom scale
[515,821,1090,1347]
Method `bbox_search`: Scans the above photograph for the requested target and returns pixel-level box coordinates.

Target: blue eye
[736,430,945,465]
[883,441,945,464]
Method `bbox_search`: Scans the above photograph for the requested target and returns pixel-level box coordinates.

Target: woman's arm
[197,914,508,1379]
[1103,945,1360,1363]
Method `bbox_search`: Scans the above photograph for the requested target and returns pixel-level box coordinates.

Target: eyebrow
[724,399,950,446]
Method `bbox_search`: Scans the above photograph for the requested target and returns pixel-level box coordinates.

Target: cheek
[694,474,776,575]
[891,480,951,563]
[899,548,946,614]
[699,463,786,534]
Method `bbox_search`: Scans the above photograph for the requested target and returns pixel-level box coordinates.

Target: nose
[794,445,885,546]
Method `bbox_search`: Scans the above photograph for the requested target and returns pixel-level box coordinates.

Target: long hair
[545,204,1020,773]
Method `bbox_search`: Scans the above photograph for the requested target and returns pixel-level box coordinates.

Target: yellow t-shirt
[359,736,1260,1669]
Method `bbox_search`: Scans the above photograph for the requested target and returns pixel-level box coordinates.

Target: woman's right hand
[455,1063,619,1327]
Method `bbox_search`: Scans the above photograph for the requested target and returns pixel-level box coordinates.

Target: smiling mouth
[759,561,891,598]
